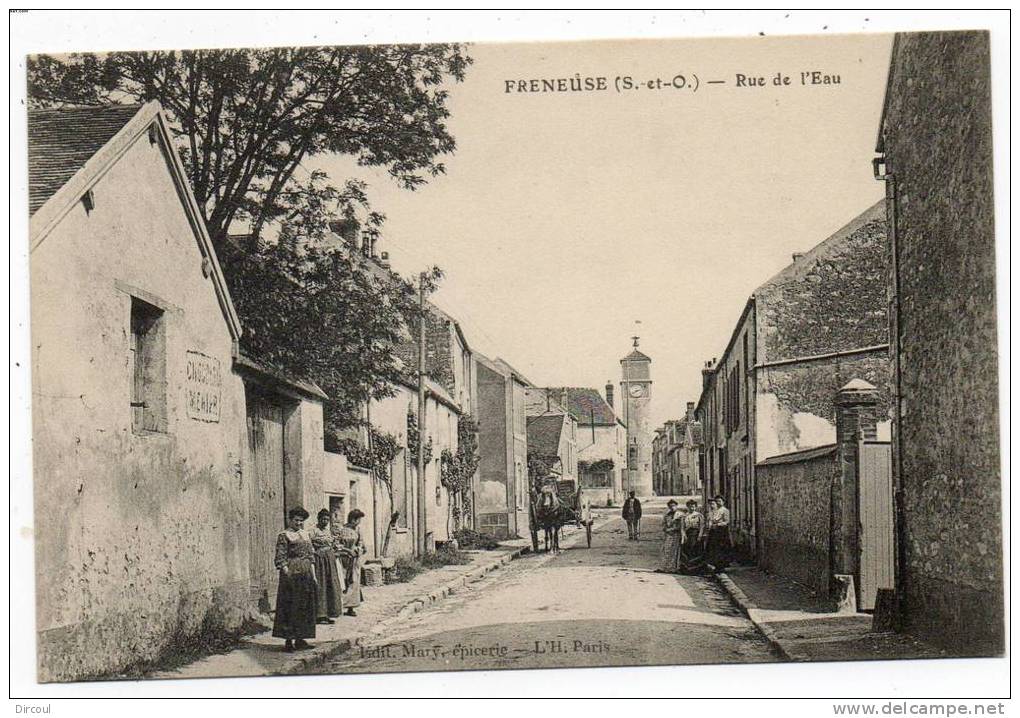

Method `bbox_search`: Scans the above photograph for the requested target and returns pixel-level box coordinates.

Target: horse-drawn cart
[529,478,593,552]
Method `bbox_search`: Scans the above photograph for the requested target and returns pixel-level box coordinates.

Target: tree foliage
[218,190,441,434]
[27,45,472,244]
[578,458,615,474]
[28,44,464,438]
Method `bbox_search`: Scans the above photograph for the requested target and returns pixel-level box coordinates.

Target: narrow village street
[18,21,1004,698]
[310,500,776,674]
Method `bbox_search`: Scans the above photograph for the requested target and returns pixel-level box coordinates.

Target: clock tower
[620,337,654,497]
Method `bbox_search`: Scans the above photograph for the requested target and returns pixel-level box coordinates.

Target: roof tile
[28,103,145,215]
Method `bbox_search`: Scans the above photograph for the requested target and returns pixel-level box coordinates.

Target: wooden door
[858,441,895,611]
[247,391,286,612]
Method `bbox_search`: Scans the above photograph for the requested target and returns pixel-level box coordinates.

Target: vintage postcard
[18,14,1004,695]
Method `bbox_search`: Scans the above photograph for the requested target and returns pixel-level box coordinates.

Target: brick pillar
[831,379,880,597]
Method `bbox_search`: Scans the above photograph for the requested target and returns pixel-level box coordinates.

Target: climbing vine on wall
[407,408,433,466]
[441,414,480,531]
[335,426,400,483]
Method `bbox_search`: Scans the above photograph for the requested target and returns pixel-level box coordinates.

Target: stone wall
[757,352,891,460]
[756,203,888,364]
[754,202,891,460]
[31,132,250,681]
[756,448,837,594]
[881,31,1002,654]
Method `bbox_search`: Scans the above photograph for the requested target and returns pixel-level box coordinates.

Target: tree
[28,44,458,436]
[27,45,471,245]
[218,201,441,434]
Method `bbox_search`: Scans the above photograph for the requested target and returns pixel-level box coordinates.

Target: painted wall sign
[185,351,221,422]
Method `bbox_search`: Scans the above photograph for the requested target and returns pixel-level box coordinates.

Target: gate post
[832,379,880,603]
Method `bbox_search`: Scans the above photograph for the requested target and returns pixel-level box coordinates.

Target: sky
[311,32,893,428]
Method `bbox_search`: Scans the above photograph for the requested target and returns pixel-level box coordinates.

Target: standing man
[622,491,643,540]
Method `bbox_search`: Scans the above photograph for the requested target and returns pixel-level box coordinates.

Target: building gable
[29,101,241,343]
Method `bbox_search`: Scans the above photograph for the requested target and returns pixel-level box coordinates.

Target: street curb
[716,572,804,662]
[280,544,531,675]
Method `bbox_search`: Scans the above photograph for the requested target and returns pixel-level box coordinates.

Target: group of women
[657,496,732,575]
[271,506,367,652]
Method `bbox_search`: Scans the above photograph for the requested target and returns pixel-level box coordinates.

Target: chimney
[686,401,695,418]
[702,359,715,390]
[560,389,569,412]
[792,252,805,262]
[605,382,614,409]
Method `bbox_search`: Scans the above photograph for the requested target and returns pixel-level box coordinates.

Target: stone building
[652,403,701,497]
[473,353,532,538]
[525,391,579,486]
[29,102,326,681]
[319,230,476,555]
[545,386,627,506]
[652,419,683,495]
[875,31,1002,654]
[681,403,703,496]
[696,201,891,558]
[360,373,464,556]
[756,379,894,611]
[619,340,654,496]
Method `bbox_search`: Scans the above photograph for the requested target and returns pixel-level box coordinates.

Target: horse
[534,500,576,553]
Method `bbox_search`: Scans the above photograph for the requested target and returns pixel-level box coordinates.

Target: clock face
[629,384,644,398]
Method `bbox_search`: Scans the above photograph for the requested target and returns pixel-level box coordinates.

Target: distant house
[542,386,626,506]
[652,415,699,498]
[473,353,532,538]
[526,410,578,486]
[29,102,325,681]
[696,201,890,558]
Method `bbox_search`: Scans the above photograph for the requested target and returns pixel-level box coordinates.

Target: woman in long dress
[272,507,318,652]
[310,509,344,624]
[705,496,733,572]
[678,499,708,574]
[335,509,366,617]
[657,500,682,572]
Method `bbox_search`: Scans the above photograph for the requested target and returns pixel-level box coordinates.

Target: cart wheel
[585,521,592,548]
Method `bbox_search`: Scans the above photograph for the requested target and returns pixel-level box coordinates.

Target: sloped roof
[545,387,618,426]
[753,200,886,297]
[28,101,242,343]
[527,414,565,457]
[758,444,837,466]
[525,387,568,417]
[28,103,145,215]
[492,357,535,388]
[621,348,652,363]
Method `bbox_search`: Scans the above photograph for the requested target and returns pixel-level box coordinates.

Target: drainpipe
[875,153,908,629]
